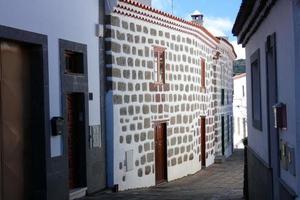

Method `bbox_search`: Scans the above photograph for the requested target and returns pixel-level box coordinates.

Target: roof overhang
[232,0,277,47]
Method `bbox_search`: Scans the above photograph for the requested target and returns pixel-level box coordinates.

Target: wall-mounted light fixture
[213,50,221,61]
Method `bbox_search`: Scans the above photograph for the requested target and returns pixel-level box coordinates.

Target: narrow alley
[82,150,244,200]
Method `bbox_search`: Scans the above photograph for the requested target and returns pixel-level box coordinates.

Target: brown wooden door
[0,41,32,200]
[200,117,206,166]
[66,93,85,190]
[155,123,167,184]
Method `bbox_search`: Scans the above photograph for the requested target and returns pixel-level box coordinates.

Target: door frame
[0,25,49,199]
[154,121,168,184]
[59,39,89,192]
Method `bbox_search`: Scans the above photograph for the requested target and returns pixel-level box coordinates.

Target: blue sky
[151,0,245,59]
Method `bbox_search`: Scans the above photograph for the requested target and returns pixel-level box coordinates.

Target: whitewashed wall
[245,0,297,192]
[233,75,247,149]
[293,0,300,198]
[0,0,101,157]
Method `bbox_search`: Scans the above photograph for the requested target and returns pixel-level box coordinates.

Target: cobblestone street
[81,150,244,200]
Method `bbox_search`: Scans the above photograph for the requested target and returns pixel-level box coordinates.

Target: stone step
[69,187,87,200]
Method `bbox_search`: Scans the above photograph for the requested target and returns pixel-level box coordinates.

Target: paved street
[81,150,244,200]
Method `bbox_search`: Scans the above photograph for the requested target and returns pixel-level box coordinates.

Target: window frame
[250,49,262,130]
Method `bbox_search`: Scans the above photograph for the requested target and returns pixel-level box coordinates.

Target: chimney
[191,10,204,25]
[135,0,152,6]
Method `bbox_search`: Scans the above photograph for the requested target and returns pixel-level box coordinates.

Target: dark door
[155,123,167,184]
[221,116,225,155]
[66,93,85,190]
[0,41,32,200]
[266,33,279,200]
[200,117,206,166]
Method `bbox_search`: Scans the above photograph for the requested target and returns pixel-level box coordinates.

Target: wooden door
[155,123,167,184]
[0,41,32,200]
[221,116,225,155]
[66,93,85,190]
[200,117,206,166]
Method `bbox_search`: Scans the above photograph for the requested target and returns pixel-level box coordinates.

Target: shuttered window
[154,46,165,84]
[201,58,205,88]
[251,49,262,130]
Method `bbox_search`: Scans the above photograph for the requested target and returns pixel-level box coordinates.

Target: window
[201,58,206,88]
[227,115,230,142]
[154,46,165,83]
[221,89,225,105]
[64,50,84,74]
[242,85,245,97]
[226,90,229,104]
[237,117,240,135]
[243,118,247,138]
[251,49,262,130]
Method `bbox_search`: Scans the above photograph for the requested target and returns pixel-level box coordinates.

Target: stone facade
[105,0,236,190]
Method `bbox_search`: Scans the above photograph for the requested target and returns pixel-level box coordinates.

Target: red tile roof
[114,0,236,56]
[118,0,219,43]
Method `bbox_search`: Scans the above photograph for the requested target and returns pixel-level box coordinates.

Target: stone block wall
[105,0,235,190]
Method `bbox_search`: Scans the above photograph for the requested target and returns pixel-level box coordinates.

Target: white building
[0,0,106,199]
[105,0,236,191]
[233,73,247,149]
[233,0,300,199]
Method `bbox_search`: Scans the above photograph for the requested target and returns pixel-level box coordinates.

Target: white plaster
[233,75,247,149]
[0,0,102,157]
[245,0,297,192]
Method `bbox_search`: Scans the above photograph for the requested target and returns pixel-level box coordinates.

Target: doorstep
[69,187,87,200]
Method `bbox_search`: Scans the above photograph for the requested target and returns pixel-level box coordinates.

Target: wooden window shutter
[201,58,205,88]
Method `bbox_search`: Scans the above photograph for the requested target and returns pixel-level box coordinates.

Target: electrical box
[280,141,288,170]
[125,150,134,172]
[51,117,64,136]
[273,103,287,130]
[280,140,296,176]
[287,146,296,176]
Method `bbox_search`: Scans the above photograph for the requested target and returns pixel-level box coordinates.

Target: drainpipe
[243,137,248,200]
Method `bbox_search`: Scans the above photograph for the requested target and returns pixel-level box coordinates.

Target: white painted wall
[293,0,300,196]
[246,0,297,192]
[0,0,101,157]
[233,74,247,149]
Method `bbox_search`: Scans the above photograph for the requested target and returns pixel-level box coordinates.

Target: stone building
[105,0,236,191]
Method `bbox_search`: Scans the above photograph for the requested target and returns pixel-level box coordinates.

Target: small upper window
[153,46,165,84]
[201,58,206,88]
[64,50,84,74]
[242,85,245,97]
